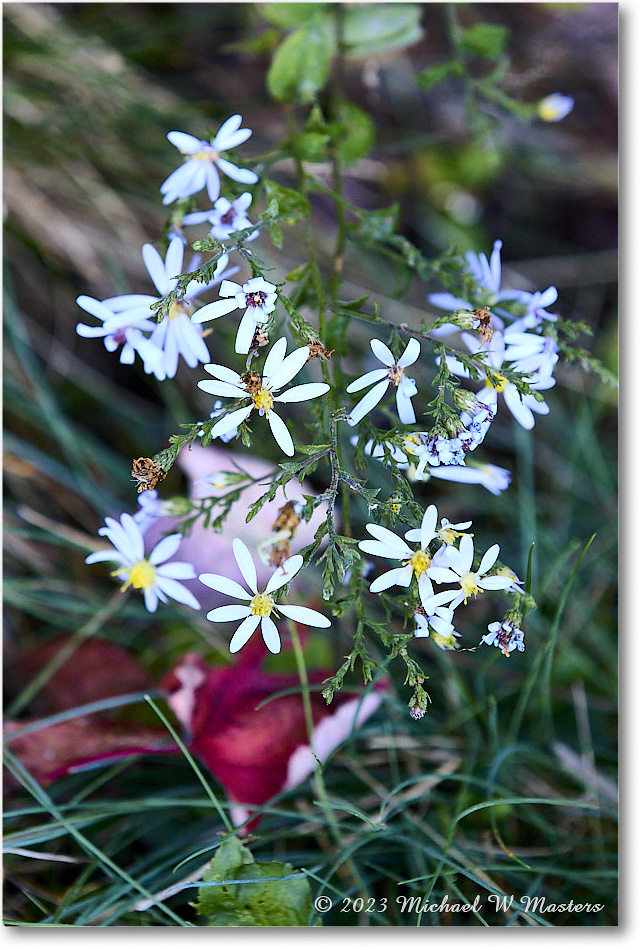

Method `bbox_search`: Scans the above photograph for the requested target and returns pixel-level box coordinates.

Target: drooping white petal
[206,604,252,622]
[503,384,535,430]
[347,379,389,426]
[198,573,251,600]
[85,549,128,565]
[274,383,330,404]
[149,533,183,565]
[278,604,331,628]
[229,615,261,653]
[395,385,416,425]
[235,309,258,354]
[232,538,258,594]
[267,410,294,456]
[144,587,159,613]
[260,616,282,654]
[417,572,435,610]
[345,368,389,394]
[369,339,395,366]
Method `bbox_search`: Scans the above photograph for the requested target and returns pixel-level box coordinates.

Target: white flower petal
[149,533,183,565]
[395,386,416,424]
[364,523,412,555]
[192,298,239,324]
[85,549,128,565]
[144,587,159,613]
[260,616,282,654]
[267,410,294,456]
[229,615,261,653]
[232,538,258,594]
[265,555,303,594]
[266,346,310,391]
[262,337,288,379]
[235,309,258,354]
[208,405,253,440]
[347,379,389,426]
[398,337,421,368]
[198,573,251,600]
[369,565,413,592]
[156,562,196,580]
[455,534,475,575]
[278,604,331,628]
[216,157,258,184]
[164,238,185,289]
[213,114,242,147]
[197,380,247,399]
[167,131,203,153]
[478,543,500,576]
[274,383,330,404]
[202,363,242,385]
[369,339,395,366]
[345,368,389,394]
[142,244,171,296]
[207,604,252,622]
[420,504,438,549]
[478,575,514,591]
[156,576,201,609]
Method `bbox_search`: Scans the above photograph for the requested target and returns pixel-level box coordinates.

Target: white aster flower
[199,538,330,654]
[160,116,259,205]
[99,238,236,379]
[537,93,574,123]
[423,534,513,613]
[192,276,277,354]
[358,505,444,611]
[503,328,559,377]
[346,338,421,427]
[85,513,200,613]
[428,239,559,334]
[183,193,257,242]
[430,461,512,495]
[75,296,164,375]
[482,620,526,656]
[413,608,462,651]
[196,337,330,456]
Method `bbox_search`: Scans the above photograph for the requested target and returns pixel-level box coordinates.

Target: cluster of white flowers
[429,239,561,430]
[80,116,549,672]
[359,503,524,655]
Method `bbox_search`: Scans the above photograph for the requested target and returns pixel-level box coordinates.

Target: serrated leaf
[196,836,318,927]
[267,16,335,104]
[461,22,508,59]
[260,3,329,29]
[343,4,423,59]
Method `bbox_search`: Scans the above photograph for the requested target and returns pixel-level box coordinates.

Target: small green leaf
[417,59,464,91]
[332,99,376,165]
[461,23,508,59]
[260,3,329,29]
[263,179,310,219]
[343,4,423,59]
[267,16,335,104]
[197,836,318,927]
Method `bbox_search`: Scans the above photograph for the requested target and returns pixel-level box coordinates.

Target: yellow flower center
[460,571,481,601]
[431,630,459,651]
[408,549,431,579]
[168,300,193,321]
[387,365,404,386]
[486,371,508,392]
[250,592,274,617]
[124,559,157,591]
[252,387,274,414]
[438,527,459,545]
[192,149,219,162]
